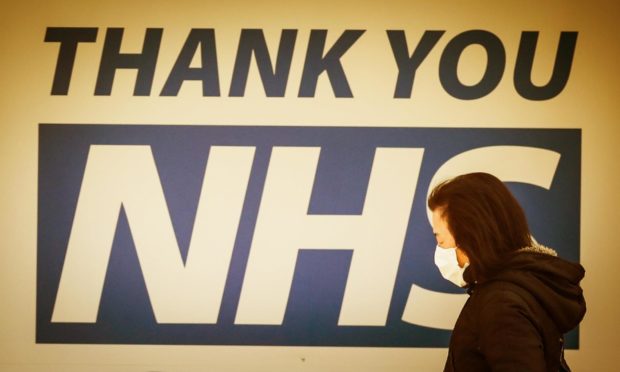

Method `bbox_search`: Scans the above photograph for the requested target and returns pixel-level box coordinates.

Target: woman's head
[428,172,532,281]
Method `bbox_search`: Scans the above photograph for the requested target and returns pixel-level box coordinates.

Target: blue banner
[37,124,580,347]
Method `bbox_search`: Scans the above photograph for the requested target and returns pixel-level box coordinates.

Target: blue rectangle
[37,124,581,347]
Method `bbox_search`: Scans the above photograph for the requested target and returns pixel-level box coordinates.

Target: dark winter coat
[444,245,586,372]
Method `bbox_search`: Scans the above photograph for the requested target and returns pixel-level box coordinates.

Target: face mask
[434,245,469,287]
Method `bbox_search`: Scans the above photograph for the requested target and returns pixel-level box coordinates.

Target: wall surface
[1,0,618,371]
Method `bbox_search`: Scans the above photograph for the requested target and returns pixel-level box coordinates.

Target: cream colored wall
[1,0,618,370]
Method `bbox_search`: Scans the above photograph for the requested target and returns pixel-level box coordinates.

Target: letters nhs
[37,125,580,347]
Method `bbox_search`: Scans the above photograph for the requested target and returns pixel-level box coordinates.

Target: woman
[428,172,586,372]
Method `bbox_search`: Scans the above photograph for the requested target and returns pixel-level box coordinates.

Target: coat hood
[484,244,586,333]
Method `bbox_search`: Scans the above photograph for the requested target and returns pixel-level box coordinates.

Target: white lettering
[52,145,255,323]
[401,145,561,329]
[235,147,424,326]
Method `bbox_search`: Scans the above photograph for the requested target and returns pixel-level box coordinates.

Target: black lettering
[298,29,365,98]
[387,30,444,98]
[439,30,506,100]
[44,27,98,95]
[229,29,297,97]
[160,29,220,96]
[95,28,163,96]
[514,31,578,100]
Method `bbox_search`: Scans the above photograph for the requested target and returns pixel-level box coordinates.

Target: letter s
[401,146,560,329]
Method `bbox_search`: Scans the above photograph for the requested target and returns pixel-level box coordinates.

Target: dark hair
[428,172,532,281]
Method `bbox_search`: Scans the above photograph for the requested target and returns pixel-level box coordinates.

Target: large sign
[37,125,580,346]
[44,28,577,100]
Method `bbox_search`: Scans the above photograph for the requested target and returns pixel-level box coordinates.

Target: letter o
[439,30,506,100]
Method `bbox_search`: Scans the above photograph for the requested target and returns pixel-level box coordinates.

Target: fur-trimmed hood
[485,244,586,333]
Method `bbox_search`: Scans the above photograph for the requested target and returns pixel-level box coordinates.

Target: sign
[37,124,580,346]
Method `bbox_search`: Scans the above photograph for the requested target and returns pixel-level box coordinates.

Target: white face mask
[434,245,469,287]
